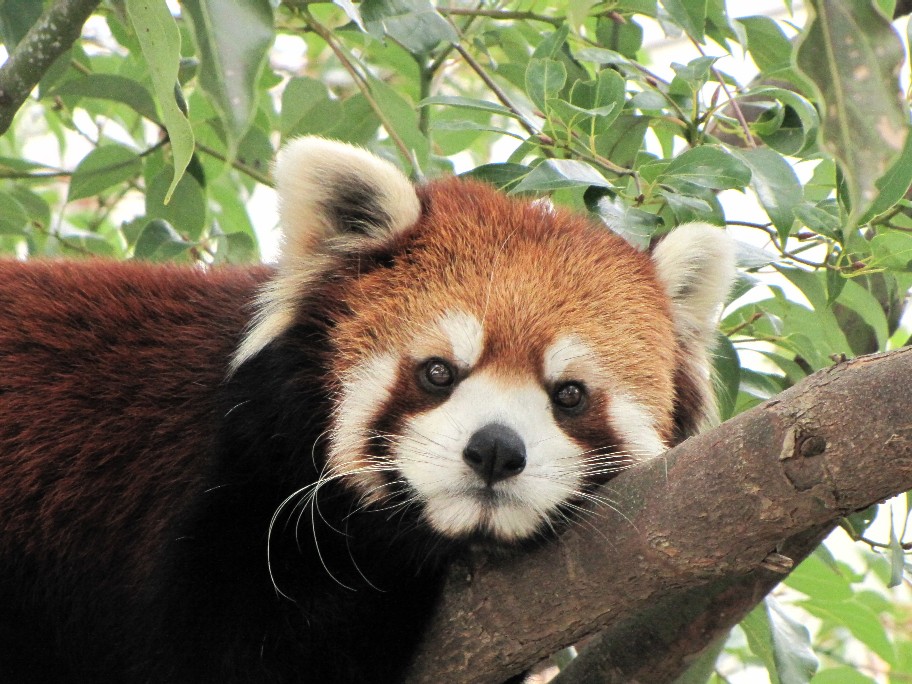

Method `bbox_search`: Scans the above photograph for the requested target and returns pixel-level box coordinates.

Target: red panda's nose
[463,424,527,487]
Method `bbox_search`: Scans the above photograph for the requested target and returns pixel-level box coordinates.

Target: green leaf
[734,147,802,244]
[742,596,818,684]
[747,86,821,157]
[68,145,143,203]
[182,0,274,153]
[796,0,909,224]
[146,169,207,240]
[418,96,518,119]
[889,508,904,588]
[360,0,457,54]
[871,231,912,273]
[597,197,662,249]
[595,15,644,59]
[811,667,875,684]
[786,552,855,601]
[673,636,727,684]
[332,0,365,31]
[10,186,50,232]
[48,74,159,123]
[595,115,651,167]
[532,25,570,60]
[660,146,751,191]
[280,77,340,138]
[0,0,43,48]
[0,191,28,235]
[712,333,740,421]
[670,55,718,93]
[525,58,568,112]
[838,279,889,350]
[125,0,195,204]
[133,218,196,261]
[662,0,708,41]
[223,231,258,263]
[800,597,894,664]
[512,159,613,193]
[843,505,878,538]
[737,16,810,88]
[859,129,912,223]
[462,163,530,191]
[367,77,429,170]
[794,202,841,239]
[329,94,382,146]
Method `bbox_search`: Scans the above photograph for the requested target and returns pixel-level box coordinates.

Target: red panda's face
[327,182,680,542]
[237,138,736,545]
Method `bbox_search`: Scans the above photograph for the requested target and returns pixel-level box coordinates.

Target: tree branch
[405,348,912,683]
[0,0,102,135]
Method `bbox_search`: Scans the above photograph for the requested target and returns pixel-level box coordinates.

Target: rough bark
[0,0,101,135]
[405,348,912,683]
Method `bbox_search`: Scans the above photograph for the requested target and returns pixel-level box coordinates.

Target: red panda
[0,137,735,683]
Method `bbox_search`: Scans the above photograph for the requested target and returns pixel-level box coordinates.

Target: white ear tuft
[652,223,737,438]
[274,136,421,260]
[651,222,736,342]
[230,138,421,373]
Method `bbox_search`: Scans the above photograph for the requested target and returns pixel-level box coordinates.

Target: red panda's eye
[422,358,455,389]
[553,382,586,411]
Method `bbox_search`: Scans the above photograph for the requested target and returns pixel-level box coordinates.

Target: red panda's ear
[231,138,420,373]
[651,223,737,433]
[651,223,736,344]
[274,137,421,259]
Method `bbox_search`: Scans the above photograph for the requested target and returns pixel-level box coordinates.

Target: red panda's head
[235,138,736,544]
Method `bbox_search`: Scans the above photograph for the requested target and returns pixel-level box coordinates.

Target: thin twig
[438,8,563,27]
[304,12,417,173]
[451,43,538,138]
[692,41,756,147]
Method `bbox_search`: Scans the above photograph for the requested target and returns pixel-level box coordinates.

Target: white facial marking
[396,371,582,541]
[608,395,666,460]
[544,334,599,385]
[329,353,399,476]
[437,311,484,367]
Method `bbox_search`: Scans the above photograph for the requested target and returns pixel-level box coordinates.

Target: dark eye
[420,358,456,391]
[553,382,586,412]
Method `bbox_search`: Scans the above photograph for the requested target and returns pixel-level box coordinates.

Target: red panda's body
[0,138,735,683]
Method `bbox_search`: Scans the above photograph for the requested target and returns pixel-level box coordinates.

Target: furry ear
[231,138,421,372]
[651,223,737,439]
[274,136,421,259]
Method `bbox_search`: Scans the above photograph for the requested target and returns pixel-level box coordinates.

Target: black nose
[463,424,527,487]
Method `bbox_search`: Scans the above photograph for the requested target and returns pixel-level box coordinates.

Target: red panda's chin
[420,488,553,543]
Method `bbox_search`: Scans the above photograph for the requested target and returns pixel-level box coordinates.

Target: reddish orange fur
[330,177,679,437]
[0,261,268,587]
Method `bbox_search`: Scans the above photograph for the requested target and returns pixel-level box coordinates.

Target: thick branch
[0,0,101,135]
[405,348,912,683]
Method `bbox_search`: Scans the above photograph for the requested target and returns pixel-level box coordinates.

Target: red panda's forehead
[332,179,678,409]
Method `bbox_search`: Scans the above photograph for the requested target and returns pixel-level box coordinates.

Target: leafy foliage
[3,0,912,681]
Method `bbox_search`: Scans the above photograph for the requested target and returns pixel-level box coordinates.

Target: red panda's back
[0,260,268,588]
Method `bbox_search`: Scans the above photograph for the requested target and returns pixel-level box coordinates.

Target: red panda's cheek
[325,352,401,498]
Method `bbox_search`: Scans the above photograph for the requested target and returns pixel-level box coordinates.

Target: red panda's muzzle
[462,423,527,488]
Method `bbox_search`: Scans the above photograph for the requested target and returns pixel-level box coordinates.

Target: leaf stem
[304,11,417,173]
